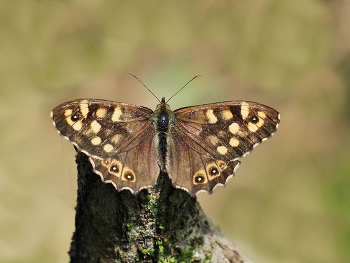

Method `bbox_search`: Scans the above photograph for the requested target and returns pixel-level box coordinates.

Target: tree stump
[68,152,253,263]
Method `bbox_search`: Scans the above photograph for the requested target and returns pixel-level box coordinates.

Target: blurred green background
[0,0,349,262]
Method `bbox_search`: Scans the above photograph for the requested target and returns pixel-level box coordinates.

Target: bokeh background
[1,1,349,262]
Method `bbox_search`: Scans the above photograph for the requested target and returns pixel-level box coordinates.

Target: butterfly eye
[249,115,259,124]
[71,112,82,122]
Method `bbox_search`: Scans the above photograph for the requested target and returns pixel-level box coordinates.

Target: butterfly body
[51,97,279,196]
[149,97,173,172]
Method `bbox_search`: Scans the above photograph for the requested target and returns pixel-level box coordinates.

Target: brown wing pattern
[167,100,279,195]
[52,98,279,196]
[51,98,159,193]
[167,126,240,195]
[89,125,159,193]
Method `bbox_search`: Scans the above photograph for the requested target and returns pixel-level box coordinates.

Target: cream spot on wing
[248,115,265,132]
[248,122,259,132]
[103,144,114,153]
[207,135,219,145]
[241,102,249,120]
[206,109,218,124]
[64,109,72,116]
[80,100,89,117]
[112,107,122,122]
[91,120,101,133]
[91,136,102,145]
[229,137,240,147]
[222,110,233,120]
[111,134,122,144]
[96,108,107,118]
[65,109,75,126]
[229,123,240,134]
[72,120,83,131]
[258,111,266,119]
[256,118,264,128]
[217,146,228,155]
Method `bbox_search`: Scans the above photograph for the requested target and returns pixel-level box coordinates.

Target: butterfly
[51,95,279,196]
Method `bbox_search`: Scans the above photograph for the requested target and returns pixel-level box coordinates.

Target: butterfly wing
[167,127,241,195]
[168,100,280,195]
[51,99,159,193]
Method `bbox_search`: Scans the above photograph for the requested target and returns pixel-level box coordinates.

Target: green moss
[141,243,196,262]
[203,252,213,262]
[141,248,156,256]
[156,240,196,263]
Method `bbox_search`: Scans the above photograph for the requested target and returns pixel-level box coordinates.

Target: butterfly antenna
[166,74,202,103]
[128,72,160,103]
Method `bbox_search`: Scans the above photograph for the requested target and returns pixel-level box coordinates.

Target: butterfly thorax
[152,97,173,130]
[150,97,176,172]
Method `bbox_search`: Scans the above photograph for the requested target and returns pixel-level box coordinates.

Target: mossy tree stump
[68,153,253,263]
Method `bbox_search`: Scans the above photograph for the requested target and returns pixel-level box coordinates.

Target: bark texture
[68,152,253,263]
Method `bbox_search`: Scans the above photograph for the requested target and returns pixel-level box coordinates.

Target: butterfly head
[156,97,171,110]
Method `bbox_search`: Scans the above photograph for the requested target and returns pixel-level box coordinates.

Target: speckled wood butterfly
[51,92,279,196]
